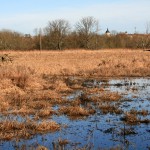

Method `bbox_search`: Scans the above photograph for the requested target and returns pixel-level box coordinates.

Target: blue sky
[0,0,150,34]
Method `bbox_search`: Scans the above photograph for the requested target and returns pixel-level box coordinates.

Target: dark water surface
[1,78,150,150]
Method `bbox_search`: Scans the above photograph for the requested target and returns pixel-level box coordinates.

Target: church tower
[105,28,111,36]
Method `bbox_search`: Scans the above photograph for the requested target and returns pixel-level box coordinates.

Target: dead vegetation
[121,112,150,125]
[1,49,150,77]
[129,109,149,116]
[52,139,69,150]
[100,92,122,101]
[0,54,13,63]
[0,120,60,140]
[59,106,95,117]
[0,49,150,141]
[99,104,122,114]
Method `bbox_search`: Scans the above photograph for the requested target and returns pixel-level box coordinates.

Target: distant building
[105,28,111,36]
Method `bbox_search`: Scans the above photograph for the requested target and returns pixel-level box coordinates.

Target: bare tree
[33,28,43,50]
[0,29,31,50]
[75,16,99,49]
[146,21,150,34]
[39,28,42,50]
[46,19,70,50]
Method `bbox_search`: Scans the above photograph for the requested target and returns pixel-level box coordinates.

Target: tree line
[0,16,150,50]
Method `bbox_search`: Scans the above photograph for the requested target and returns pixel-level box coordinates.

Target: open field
[0,49,150,149]
[1,49,150,77]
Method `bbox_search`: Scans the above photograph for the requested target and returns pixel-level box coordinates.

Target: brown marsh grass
[99,104,122,114]
[37,107,55,118]
[0,49,150,77]
[100,92,122,101]
[58,106,94,117]
[0,49,150,140]
[0,120,60,140]
[36,145,48,150]
[130,109,149,116]
[122,112,150,125]
[80,90,122,103]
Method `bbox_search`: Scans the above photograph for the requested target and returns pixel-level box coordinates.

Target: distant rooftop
[105,28,110,34]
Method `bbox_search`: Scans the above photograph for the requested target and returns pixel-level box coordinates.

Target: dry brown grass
[59,106,95,117]
[0,49,149,108]
[0,49,149,140]
[99,104,122,114]
[122,112,150,125]
[36,145,48,150]
[58,139,69,146]
[35,120,60,132]
[100,92,122,101]
[80,90,122,103]
[37,108,54,118]
[52,138,69,150]
[1,49,150,77]
[121,112,139,125]
[0,120,60,140]
[130,109,149,116]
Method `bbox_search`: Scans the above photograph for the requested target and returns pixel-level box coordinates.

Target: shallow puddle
[0,78,150,150]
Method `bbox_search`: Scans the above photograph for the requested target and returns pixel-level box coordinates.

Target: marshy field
[0,49,150,150]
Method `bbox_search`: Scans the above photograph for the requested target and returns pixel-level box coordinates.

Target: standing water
[0,78,150,150]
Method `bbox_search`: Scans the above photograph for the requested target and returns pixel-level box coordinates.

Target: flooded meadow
[0,77,150,150]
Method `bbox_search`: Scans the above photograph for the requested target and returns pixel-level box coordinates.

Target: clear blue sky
[0,0,150,34]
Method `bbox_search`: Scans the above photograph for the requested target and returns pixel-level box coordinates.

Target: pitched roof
[105,28,110,33]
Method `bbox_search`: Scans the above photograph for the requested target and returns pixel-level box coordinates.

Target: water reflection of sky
[108,78,150,113]
[0,78,150,150]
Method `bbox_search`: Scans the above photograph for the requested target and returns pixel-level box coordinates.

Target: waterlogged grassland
[0,49,150,149]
